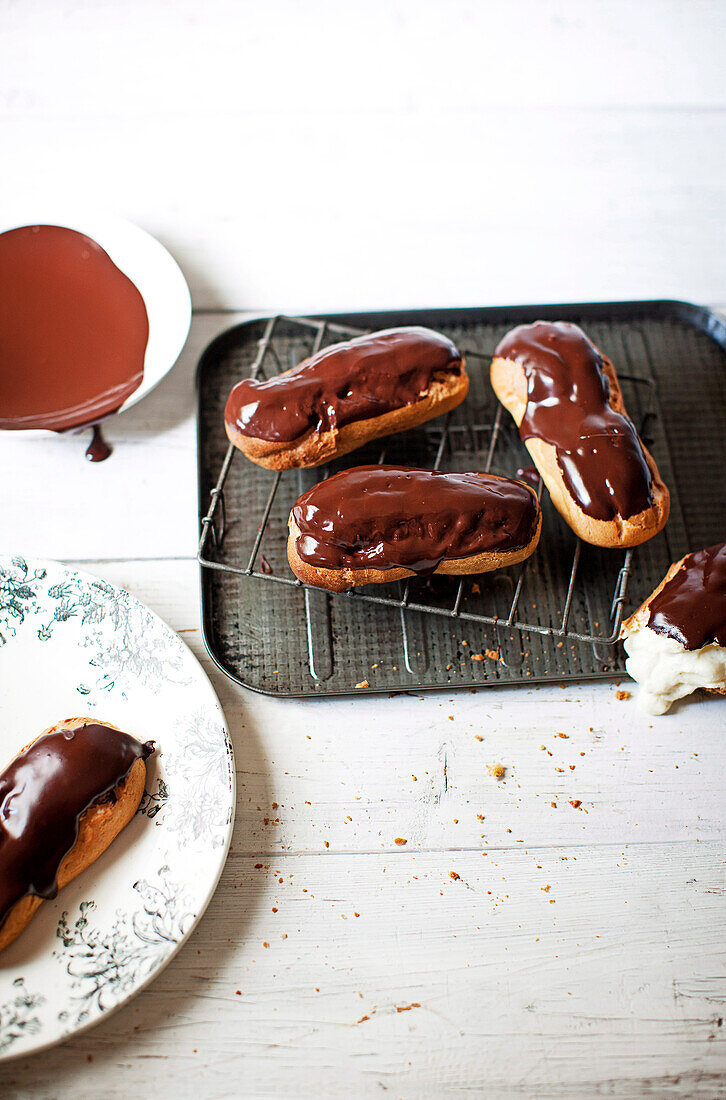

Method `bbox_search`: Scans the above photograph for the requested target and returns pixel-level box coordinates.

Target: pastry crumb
[569,799,582,809]
[615,690,631,700]
[449,871,460,880]
[355,680,370,689]
[487,763,506,779]
[394,837,407,846]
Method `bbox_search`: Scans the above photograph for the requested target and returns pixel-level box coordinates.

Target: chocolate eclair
[621,542,726,713]
[491,321,669,547]
[287,465,542,591]
[0,718,153,953]
[225,326,469,470]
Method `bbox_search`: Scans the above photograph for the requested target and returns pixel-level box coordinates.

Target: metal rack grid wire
[198,314,657,670]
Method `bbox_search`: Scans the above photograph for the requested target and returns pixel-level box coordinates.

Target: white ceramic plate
[0,556,235,1060]
[0,208,192,436]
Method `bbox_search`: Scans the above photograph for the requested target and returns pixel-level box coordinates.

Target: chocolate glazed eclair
[225,327,469,470]
[491,321,669,547]
[0,718,153,953]
[287,465,542,592]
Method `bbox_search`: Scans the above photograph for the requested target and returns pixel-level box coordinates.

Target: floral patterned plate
[0,556,235,1060]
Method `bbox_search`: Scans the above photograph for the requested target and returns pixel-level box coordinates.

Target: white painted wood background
[1,1,725,1096]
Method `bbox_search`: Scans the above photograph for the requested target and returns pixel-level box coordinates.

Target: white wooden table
[1,2,725,1095]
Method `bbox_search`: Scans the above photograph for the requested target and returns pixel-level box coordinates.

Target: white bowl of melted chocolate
[0,211,191,447]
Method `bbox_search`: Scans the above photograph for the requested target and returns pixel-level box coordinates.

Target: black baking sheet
[197,300,726,697]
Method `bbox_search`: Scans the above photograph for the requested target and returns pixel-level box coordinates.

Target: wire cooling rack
[197,303,725,696]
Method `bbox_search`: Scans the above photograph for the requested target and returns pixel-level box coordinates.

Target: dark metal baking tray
[197,301,726,697]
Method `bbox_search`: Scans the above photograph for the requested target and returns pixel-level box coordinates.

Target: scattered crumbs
[396,1003,421,1013]
[412,774,418,781]
[324,841,329,848]
[357,1015,370,1024]
[263,942,270,948]
[446,664,453,670]
[569,765,576,771]
[569,799,582,809]
[254,863,263,869]
[281,933,288,940]
[485,649,500,661]
[355,680,370,689]
[540,745,546,751]
[475,735,484,742]
[580,751,585,756]
[395,837,407,846]
[354,912,360,918]
[616,690,631,700]
[541,885,551,892]
[471,653,485,661]
[462,640,469,646]
[477,813,484,821]
[506,828,512,834]
[555,767,565,773]
[449,715,454,721]
[235,990,241,995]
[272,907,278,913]
[487,763,506,780]
[453,818,459,823]
[556,733,569,739]
[550,801,557,808]
[371,663,379,669]
[450,871,460,880]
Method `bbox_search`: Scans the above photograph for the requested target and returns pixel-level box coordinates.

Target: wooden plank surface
[1,557,724,1097]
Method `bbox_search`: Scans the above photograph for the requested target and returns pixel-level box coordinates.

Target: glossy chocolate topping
[647,542,726,651]
[494,321,653,521]
[292,465,539,574]
[225,327,462,443]
[0,722,153,927]
[0,225,148,431]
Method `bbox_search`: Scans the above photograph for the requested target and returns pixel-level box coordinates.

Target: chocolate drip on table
[292,466,539,574]
[647,542,726,651]
[85,424,112,463]
[225,327,462,443]
[494,321,653,522]
[0,723,154,927]
[0,225,148,432]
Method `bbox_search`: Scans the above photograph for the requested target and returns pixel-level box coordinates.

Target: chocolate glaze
[85,424,112,463]
[0,225,148,431]
[515,465,540,488]
[494,321,653,521]
[225,327,462,443]
[647,542,726,650]
[0,722,153,928]
[292,465,539,574]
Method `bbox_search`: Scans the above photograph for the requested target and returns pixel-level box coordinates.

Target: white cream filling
[622,627,726,714]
